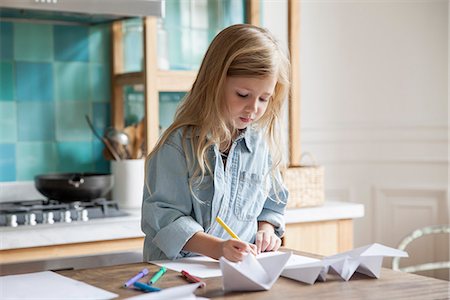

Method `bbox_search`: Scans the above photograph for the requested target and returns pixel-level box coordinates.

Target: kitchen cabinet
[282,201,364,256]
[0,238,144,265]
[284,220,354,256]
[0,210,144,266]
[109,0,302,157]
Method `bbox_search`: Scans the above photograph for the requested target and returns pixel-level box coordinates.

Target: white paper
[257,251,319,267]
[324,243,408,281]
[282,261,325,285]
[152,251,315,280]
[125,282,208,300]
[282,243,409,284]
[0,271,117,300]
[219,251,292,292]
[151,256,221,278]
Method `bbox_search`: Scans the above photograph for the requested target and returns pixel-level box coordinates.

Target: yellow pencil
[215,216,240,240]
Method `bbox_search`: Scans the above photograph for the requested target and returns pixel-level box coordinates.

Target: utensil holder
[111,159,145,209]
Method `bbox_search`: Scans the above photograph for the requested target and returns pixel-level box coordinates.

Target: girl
[141,24,290,262]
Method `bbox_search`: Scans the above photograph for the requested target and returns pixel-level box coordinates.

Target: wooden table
[58,250,450,300]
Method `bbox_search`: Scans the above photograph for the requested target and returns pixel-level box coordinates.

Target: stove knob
[25,213,37,226]
[63,210,72,223]
[43,212,55,224]
[76,209,89,222]
[7,215,18,227]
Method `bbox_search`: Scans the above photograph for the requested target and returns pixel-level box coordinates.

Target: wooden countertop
[57,249,450,300]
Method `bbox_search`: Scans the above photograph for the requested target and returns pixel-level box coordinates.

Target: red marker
[181,270,206,288]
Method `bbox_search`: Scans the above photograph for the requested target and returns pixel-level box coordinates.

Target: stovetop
[0,198,128,227]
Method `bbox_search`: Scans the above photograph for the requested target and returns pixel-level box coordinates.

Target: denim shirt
[141,126,288,261]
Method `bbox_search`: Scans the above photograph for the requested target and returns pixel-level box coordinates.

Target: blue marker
[133,281,161,292]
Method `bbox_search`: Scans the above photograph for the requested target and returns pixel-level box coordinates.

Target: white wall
[265,0,449,280]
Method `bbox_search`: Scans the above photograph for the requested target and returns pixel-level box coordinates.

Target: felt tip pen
[181,270,206,288]
[148,266,167,285]
[123,268,149,288]
[133,281,161,292]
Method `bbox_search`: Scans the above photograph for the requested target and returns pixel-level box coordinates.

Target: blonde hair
[147,24,290,202]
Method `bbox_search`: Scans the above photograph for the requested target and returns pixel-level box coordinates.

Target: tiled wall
[0,21,111,182]
[0,1,246,183]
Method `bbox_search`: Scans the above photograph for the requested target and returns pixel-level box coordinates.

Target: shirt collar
[235,127,253,153]
[185,126,254,153]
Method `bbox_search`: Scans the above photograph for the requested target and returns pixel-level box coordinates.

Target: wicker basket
[283,153,324,208]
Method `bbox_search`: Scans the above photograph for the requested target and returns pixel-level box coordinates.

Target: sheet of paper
[151,256,222,278]
[124,282,208,300]
[220,251,292,292]
[0,271,117,300]
[151,252,316,279]
[258,251,320,267]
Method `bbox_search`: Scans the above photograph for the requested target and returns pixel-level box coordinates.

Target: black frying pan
[35,173,113,202]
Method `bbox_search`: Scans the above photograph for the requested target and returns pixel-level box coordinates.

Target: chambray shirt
[141,126,288,261]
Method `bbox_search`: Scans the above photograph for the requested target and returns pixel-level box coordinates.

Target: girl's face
[223,76,277,130]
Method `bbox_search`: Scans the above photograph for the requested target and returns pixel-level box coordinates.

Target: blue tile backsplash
[0,22,13,60]
[0,61,14,100]
[15,62,54,102]
[54,25,89,62]
[0,21,111,182]
[17,101,55,141]
[14,23,53,62]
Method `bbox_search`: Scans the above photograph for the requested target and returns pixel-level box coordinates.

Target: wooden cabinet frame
[110,0,300,162]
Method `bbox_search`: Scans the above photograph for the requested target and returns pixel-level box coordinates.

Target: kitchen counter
[0,201,363,251]
[0,209,143,251]
[285,200,364,223]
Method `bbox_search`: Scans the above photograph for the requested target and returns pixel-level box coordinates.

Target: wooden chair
[392,225,450,273]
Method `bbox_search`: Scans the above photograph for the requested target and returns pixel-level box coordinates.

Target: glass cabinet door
[123,84,145,127]
[122,18,143,72]
[159,92,186,134]
[159,0,245,70]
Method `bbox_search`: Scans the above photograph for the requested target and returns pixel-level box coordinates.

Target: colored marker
[148,266,167,285]
[215,216,240,240]
[123,268,149,288]
[181,270,206,288]
[133,281,161,292]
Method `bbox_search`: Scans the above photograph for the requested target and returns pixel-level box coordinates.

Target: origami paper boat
[219,251,292,292]
[281,243,408,284]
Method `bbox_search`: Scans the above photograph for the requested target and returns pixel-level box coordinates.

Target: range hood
[0,0,163,25]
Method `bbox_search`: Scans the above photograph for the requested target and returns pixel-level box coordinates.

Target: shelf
[113,72,144,86]
[112,70,196,91]
[156,70,197,92]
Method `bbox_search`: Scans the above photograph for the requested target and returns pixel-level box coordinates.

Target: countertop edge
[1,201,365,251]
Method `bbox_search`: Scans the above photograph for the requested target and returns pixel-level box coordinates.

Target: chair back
[392,225,450,273]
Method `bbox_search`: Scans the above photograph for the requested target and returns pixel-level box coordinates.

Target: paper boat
[220,251,292,292]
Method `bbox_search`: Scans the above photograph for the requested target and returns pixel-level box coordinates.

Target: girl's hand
[221,239,257,262]
[255,229,281,254]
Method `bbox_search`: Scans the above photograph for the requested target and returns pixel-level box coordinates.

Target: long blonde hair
[147,24,290,201]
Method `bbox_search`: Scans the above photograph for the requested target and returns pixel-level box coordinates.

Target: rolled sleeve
[141,132,204,260]
[257,198,287,237]
[257,171,288,238]
[153,215,204,259]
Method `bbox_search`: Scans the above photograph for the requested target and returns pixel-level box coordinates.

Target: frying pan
[35,173,113,202]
